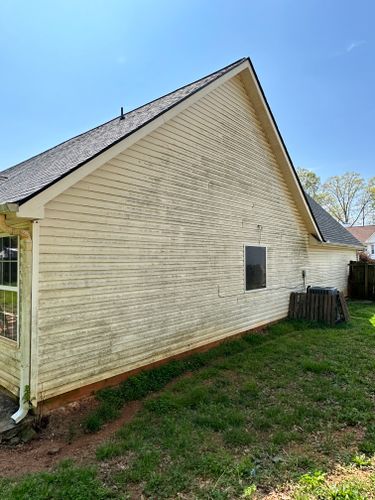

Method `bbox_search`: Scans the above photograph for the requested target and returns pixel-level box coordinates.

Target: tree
[296,167,327,205]
[297,167,375,226]
[296,167,321,197]
[322,173,374,226]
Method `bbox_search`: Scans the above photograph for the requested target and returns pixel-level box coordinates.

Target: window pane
[245,246,266,291]
[10,261,17,287]
[0,236,18,341]
[3,261,10,286]
[0,236,18,287]
[0,290,17,340]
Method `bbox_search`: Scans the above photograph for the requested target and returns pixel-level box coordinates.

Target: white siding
[307,246,354,294]
[0,217,31,396]
[0,339,20,396]
[35,75,354,401]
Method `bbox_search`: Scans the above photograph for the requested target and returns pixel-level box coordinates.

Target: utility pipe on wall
[0,215,32,424]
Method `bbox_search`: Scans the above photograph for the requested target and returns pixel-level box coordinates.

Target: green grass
[0,461,113,500]
[1,301,375,499]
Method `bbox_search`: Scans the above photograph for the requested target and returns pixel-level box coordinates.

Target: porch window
[245,245,267,291]
[0,236,18,341]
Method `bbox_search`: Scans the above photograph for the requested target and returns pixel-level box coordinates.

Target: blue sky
[0,0,373,180]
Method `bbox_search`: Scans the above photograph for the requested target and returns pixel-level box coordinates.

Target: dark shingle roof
[0,58,247,204]
[305,193,362,247]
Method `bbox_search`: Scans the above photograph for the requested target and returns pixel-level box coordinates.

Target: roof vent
[120,107,125,120]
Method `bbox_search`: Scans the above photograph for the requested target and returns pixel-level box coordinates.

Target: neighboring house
[347,225,375,258]
[0,57,361,421]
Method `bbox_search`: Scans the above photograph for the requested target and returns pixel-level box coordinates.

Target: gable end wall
[35,76,355,401]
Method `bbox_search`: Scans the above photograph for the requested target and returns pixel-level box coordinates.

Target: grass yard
[1,301,375,499]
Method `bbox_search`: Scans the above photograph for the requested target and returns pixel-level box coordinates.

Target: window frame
[244,243,268,293]
[0,234,19,344]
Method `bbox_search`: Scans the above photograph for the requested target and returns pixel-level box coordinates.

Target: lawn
[1,301,375,499]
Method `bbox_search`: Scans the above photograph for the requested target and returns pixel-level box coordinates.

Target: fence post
[365,263,369,299]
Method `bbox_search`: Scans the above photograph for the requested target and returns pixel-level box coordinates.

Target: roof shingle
[305,194,362,247]
[0,58,246,204]
[0,57,362,249]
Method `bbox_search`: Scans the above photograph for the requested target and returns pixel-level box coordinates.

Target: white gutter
[0,214,32,424]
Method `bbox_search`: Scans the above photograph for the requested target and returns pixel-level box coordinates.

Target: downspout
[0,215,32,424]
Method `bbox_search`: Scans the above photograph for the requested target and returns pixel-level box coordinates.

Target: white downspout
[0,215,33,424]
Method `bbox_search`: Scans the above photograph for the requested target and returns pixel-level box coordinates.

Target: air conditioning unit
[307,286,338,296]
[289,286,349,324]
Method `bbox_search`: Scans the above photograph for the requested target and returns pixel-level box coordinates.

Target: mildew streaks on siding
[36,76,354,400]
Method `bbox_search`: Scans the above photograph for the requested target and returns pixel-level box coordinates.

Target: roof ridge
[1,57,247,176]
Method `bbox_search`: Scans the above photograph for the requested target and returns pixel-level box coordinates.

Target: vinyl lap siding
[307,246,354,294]
[0,218,31,396]
[36,76,344,400]
[0,340,20,396]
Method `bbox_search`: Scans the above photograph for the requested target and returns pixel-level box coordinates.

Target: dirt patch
[0,397,141,477]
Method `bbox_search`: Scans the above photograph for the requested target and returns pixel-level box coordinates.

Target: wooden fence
[289,291,349,325]
[348,261,375,301]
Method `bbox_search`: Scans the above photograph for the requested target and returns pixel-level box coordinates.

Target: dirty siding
[35,75,355,400]
[307,246,353,293]
[0,217,31,397]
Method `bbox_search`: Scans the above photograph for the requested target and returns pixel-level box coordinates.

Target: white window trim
[0,235,19,344]
[243,243,268,293]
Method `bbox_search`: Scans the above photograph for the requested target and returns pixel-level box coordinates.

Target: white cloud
[346,40,366,52]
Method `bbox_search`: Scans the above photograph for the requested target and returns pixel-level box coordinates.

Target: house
[0,57,361,422]
[347,225,375,258]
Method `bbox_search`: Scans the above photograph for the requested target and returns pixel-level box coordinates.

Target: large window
[0,236,18,341]
[245,245,266,291]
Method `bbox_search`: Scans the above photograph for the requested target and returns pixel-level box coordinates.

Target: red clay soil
[0,398,141,477]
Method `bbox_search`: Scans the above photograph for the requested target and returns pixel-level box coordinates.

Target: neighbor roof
[346,225,375,243]
[0,58,247,205]
[305,194,362,247]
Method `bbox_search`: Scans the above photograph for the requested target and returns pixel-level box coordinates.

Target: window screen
[245,246,266,291]
[0,236,18,341]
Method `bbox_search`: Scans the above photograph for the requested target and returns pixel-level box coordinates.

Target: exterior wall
[0,217,31,397]
[306,246,355,294]
[0,338,20,396]
[366,234,375,257]
[35,75,352,401]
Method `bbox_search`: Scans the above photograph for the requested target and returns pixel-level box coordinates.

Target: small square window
[245,246,267,291]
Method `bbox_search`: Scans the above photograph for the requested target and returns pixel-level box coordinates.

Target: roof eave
[0,203,19,214]
[12,57,325,240]
[309,234,363,250]
[239,59,324,242]
[16,60,251,219]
